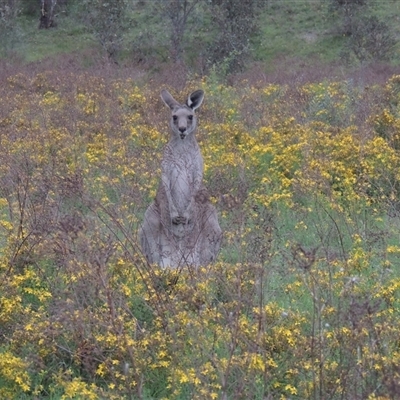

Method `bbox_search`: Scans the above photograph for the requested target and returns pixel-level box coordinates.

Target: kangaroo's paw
[172,216,188,225]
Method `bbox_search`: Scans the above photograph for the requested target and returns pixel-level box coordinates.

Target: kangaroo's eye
[173,115,178,121]
[188,115,193,121]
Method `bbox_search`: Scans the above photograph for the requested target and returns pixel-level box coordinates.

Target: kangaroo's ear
[161,89,180,110]
[187,90,204,111]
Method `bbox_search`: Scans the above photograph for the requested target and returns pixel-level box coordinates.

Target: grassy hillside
[2,0,400,75]
[256,1,400,63]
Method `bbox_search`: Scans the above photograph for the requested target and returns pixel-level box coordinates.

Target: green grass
[8,16,93,63]
[255,1,333,61]
[2,0,400,70]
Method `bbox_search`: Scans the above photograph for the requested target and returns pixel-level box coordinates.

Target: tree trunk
[39,0,57,29]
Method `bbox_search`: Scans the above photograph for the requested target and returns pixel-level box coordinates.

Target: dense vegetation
[1,0,400,73]
[1,69,400,398]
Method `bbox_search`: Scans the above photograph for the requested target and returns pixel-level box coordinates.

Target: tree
[330,0,397,63]
[329,0,370,36]
[0,0,20,51]
[84,0,129,61]
[343,15,396,63]
[156,0,203,62]
[39,0,57,29]
[208,0,263,74]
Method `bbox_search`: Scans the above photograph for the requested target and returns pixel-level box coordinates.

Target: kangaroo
[139,89,222,268]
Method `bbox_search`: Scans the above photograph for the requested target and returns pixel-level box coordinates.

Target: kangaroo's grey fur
[139,89,222,268]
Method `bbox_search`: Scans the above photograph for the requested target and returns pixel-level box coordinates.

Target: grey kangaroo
[139,89,222,268]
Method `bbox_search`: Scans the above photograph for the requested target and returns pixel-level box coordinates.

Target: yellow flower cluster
[0,71,400,398]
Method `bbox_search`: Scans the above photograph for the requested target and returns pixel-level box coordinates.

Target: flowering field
[1,71,400,399]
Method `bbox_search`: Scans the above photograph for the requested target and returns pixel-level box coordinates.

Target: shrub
[343,16,397,63]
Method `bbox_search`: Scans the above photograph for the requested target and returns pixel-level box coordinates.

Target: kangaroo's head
[161,89,204,140]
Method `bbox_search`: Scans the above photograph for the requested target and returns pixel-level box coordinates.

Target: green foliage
[2,0,400,71]
[155,0,204,62]
[207,0,264,73]
[0,0,20,53]
[328,0,398,65]
[83,0,130,60]
[329,0,371,35]
[341,15,397,63]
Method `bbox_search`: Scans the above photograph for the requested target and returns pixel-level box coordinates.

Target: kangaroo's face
[161,89,204,141]
[171,106,196,140]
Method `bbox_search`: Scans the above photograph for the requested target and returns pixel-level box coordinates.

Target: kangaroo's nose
[179,127,186,133]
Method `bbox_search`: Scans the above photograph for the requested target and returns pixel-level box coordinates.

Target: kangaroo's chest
[162,145,203,204]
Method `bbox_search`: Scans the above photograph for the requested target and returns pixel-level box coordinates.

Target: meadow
[1,70,400,399]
